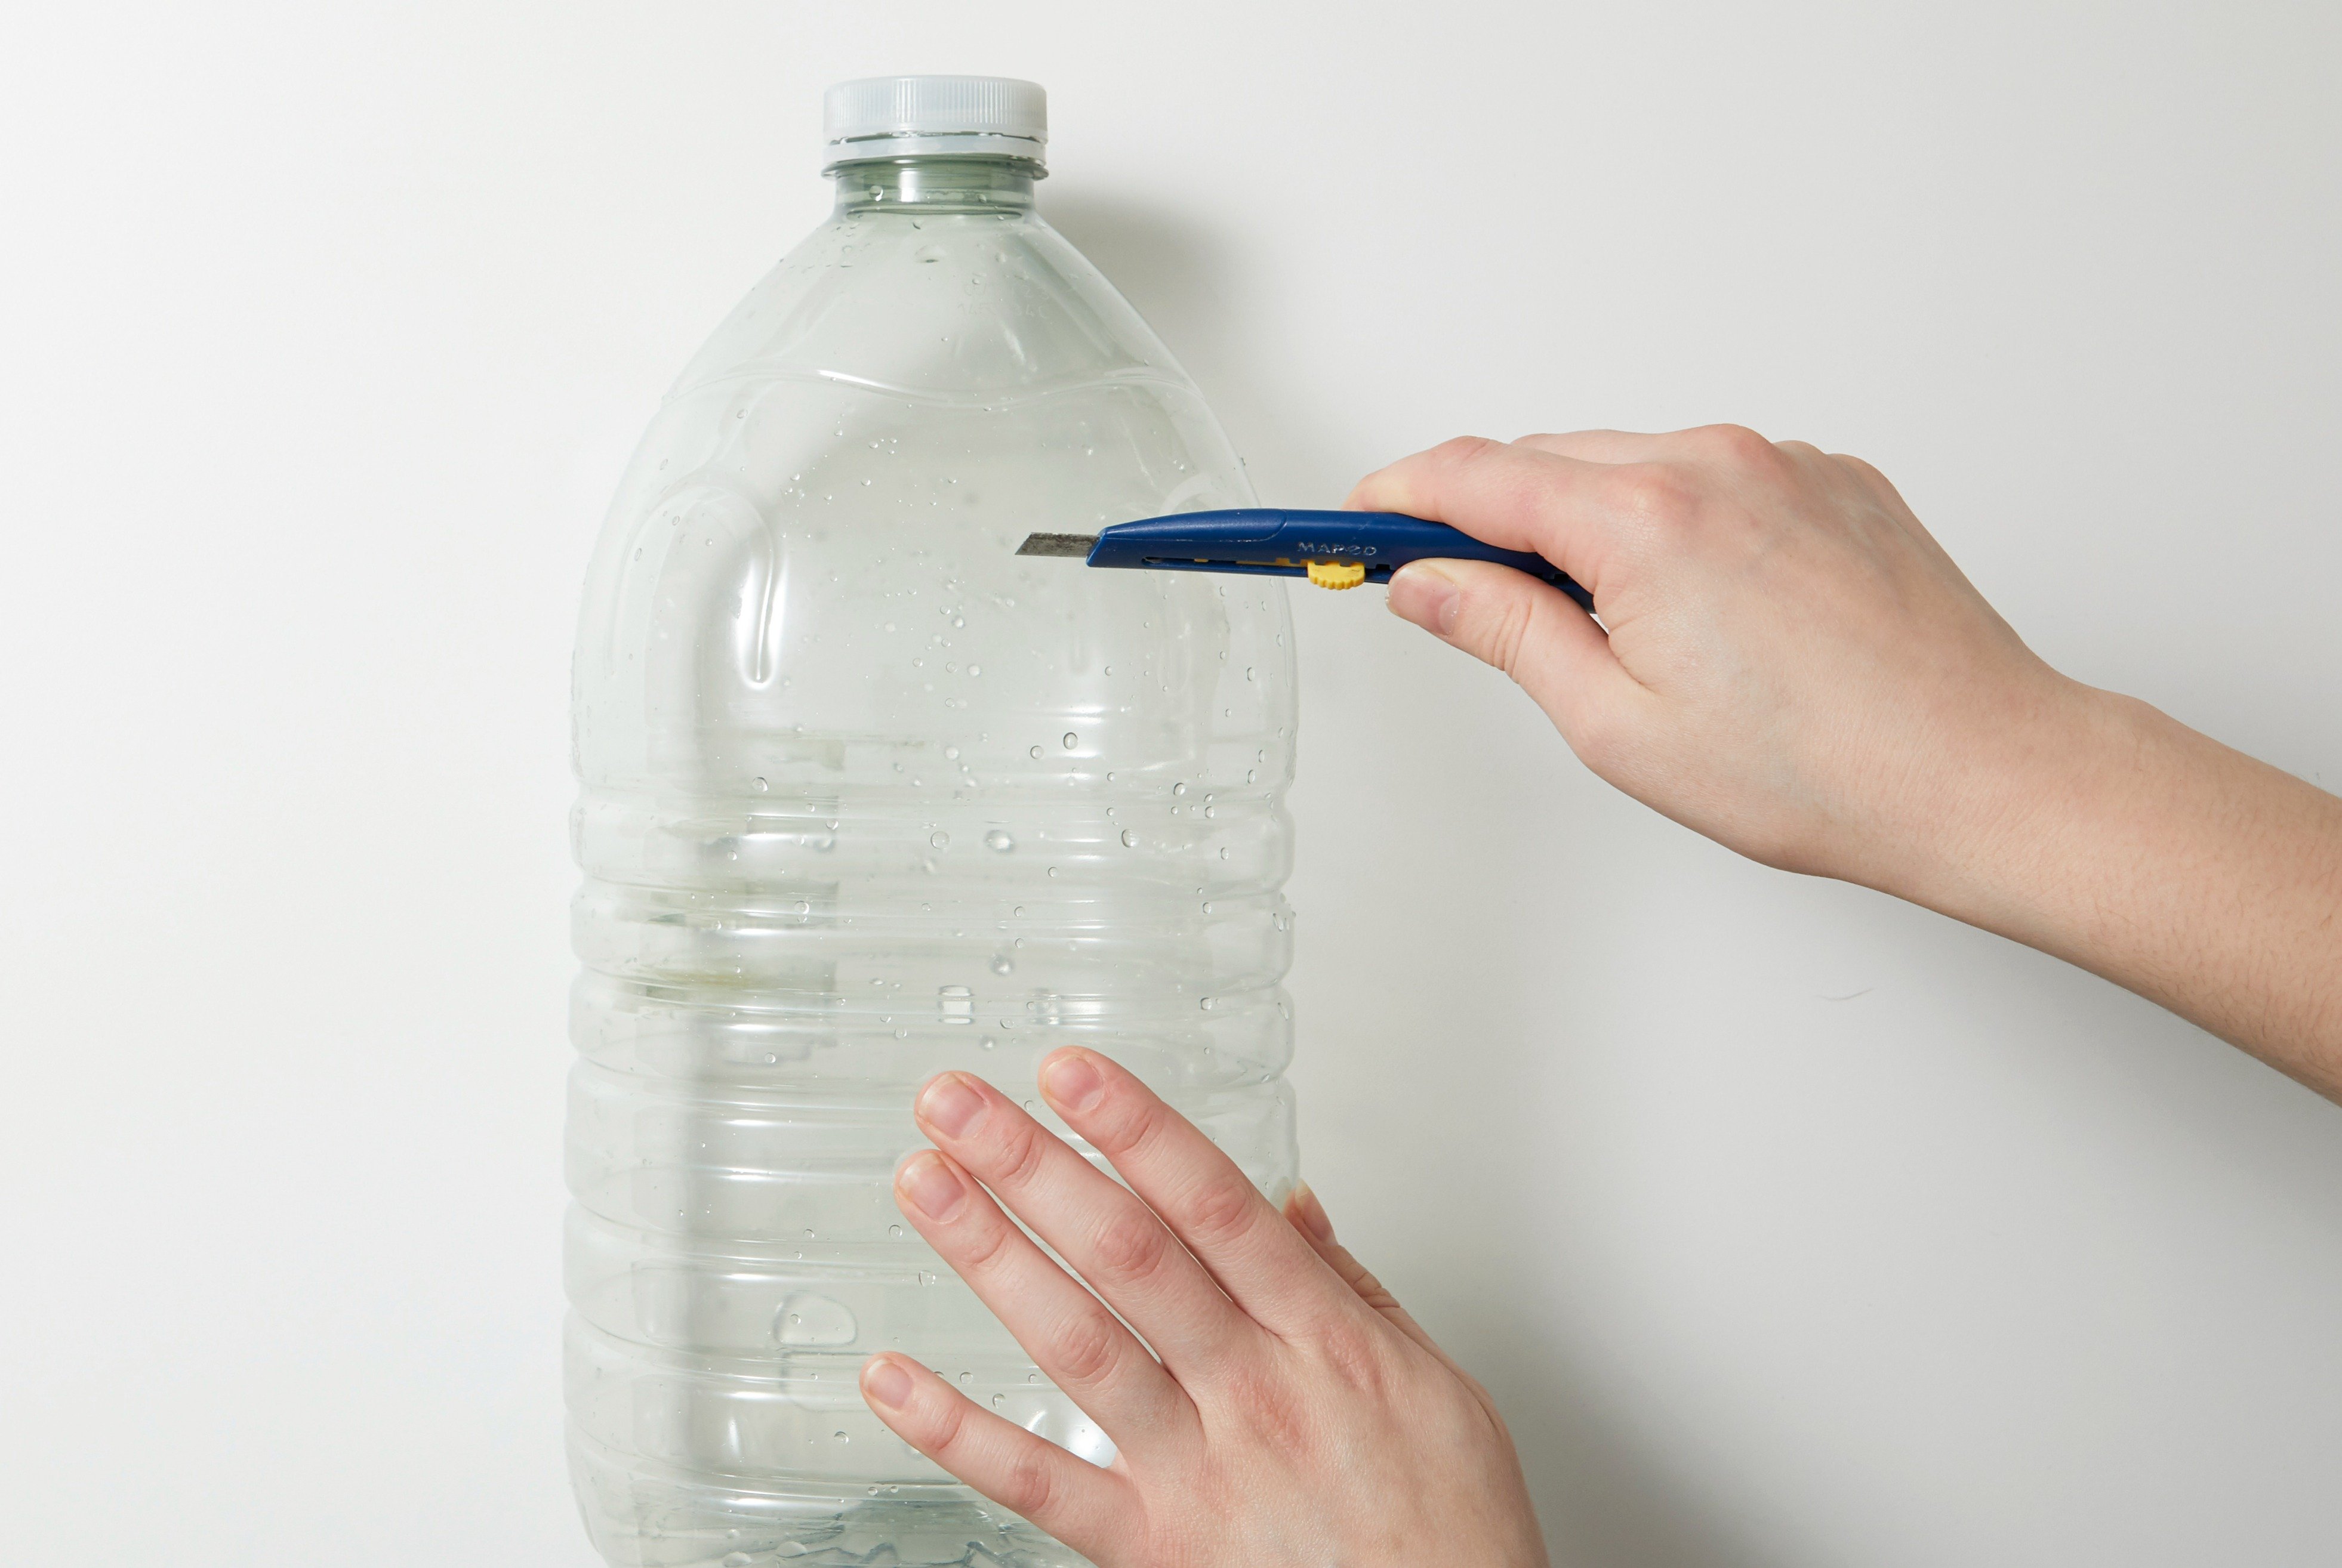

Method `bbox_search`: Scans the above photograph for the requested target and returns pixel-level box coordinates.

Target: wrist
[1872,673,2342,1090]
[1865,671,2149,940]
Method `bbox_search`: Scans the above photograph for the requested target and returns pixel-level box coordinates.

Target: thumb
[1386,558,1639,740]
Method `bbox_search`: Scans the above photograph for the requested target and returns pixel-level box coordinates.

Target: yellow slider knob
[1305,558,1368,591]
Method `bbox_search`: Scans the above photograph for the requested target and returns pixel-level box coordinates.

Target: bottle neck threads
[830,157,1040,216]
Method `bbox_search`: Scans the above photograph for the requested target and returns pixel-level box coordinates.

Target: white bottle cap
[822,76,1047,169]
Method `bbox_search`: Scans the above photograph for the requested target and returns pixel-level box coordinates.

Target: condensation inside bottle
[566,134,1298,1568]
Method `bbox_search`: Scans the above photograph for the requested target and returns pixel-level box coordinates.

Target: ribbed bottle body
[568,192,1298,1566]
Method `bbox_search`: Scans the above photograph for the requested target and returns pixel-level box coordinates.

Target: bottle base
[570,1429,1095,1568]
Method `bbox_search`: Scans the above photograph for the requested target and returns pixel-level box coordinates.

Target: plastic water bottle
[567,78,1299,1567]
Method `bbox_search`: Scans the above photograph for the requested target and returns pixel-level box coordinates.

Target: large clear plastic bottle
[566,78,1299,1567]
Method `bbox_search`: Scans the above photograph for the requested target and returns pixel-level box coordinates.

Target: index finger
[1344,435,1630,596]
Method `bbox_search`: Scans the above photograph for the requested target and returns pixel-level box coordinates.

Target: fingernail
[898,1150,966,1220]
[862,1356,914,1410]
[1386,563,1459,635]
[918,1073,988,1139]
[1040,1050,1105,1114]
[1292,1181,1336,1243]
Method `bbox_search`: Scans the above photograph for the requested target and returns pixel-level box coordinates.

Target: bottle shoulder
[570,205,1297,800]
[668,211,1197,406]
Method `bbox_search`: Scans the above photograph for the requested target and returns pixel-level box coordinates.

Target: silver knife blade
[1016,532,1098,558]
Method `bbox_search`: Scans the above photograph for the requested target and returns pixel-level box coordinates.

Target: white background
[4,2,2339,1563]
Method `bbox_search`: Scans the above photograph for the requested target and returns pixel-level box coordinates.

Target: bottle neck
[829,156,1040,216]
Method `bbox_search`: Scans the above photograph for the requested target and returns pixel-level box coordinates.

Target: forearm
[1362,431,2342,1098]
[1909,680,2342,1097]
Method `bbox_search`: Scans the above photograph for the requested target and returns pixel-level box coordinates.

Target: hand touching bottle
[860,1050,1549,1568]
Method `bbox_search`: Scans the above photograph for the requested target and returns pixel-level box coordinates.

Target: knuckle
[1084,1078,1157,1160]
[1831,451,1893,496]
[1314,1316,1394,1395]
[1609,462,1698,526]
[1694,422,1776,467]
[925,1385,972,1453]
[1181,1172,1261,1249]
[1431,433,1505,468]
[999,1446,1061,1520]
[1476,594,1538,684]
[1089,1208,1172,1286]
[1213,1361,1313,1455]
[953,1211,1019,1279]
[1050,1308,1124,1386]
[991,1121,1052,1192]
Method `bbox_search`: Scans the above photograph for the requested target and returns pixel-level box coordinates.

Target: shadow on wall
[1044,192,1234,398]
[1046,190,1344,503]
[1045,187,1780,1568]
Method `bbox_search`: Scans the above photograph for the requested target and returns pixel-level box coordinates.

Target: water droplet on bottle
[1200,996,1216,1011]
[967,664,980,676]
[1028,745,1043,759]
[834,1430,850,1444]
[991,1394,1006,1409]
[990,955,1013,974]
[929,831,950,849]
[1172,782,1187,797]
[1062,732,1078,749]
[723,1555,753,1567]
[794,900,810,915]
[984,829,1014,851]
[774,1291,856,1345]
[944,745,960,760]
[1120,829,1137,847]
[752,777,768,792]
[889,1223,904,1238]
[979,1035,996,1050]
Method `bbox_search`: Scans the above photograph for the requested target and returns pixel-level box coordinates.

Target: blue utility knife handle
[1086,508,1594,612]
